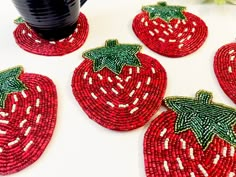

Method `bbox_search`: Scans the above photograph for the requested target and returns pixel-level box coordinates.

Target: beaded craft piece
[72,39,167,131]
[132,2,208,58]
[144,90,236,177]
[214,42,236,103]
[13,13,89,56]
[0,66,57,175]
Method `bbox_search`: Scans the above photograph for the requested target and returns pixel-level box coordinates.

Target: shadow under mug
[12,0,87,40]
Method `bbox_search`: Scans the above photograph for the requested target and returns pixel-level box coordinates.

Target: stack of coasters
[13,13,89,56]
[132,2,208,58]
[0,66,57,175]
[144,90,236,177]
[214,42,236,103]
[71,39,167,131]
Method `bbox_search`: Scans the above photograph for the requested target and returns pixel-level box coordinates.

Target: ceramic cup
[12,0,87,40]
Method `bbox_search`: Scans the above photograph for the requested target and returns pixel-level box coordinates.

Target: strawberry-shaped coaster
[144,90,236,177]
[214,42,236,103]
[72,39,167,131]
[0,66,57,175]
[13,13,89,56]
[132,2,208,58]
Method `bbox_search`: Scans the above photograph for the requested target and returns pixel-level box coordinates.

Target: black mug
[12,0,87,40]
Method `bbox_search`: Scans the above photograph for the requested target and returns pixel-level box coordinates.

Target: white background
[0,0,236,176]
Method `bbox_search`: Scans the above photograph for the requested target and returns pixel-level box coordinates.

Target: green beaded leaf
[0,66,27,108]
[14,17,25,24]
[142,1,186,22]
[175,112,194,132]
[165,90,236,150]
[83,39,142,75]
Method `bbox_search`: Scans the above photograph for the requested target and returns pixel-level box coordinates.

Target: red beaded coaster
[144,90,236,177]
[72,39,167,131]
[132,2,208,58]
[214,42,236,103]
[0,66,57,175]
[13,13,89,56]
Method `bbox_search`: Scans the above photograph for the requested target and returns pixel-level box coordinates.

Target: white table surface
[1,0,236,176]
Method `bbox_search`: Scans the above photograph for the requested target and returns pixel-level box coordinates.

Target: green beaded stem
[142,1,186,22]
[165,90,236,150]
[82,39,142,75]
[0,66,27,108]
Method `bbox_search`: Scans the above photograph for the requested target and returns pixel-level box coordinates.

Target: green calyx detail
[82,39,142,75]
[142,1,186,22]
[164,90,236,150]
[0,66,27,108]
[14,17,25,25]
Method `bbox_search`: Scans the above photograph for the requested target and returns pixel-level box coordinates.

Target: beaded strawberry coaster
[132,2,208,58]
[144,90,236,177]
[0,66,57,175]
[72,39,167,131]
[214,42,236,103]
[13,13,89,56]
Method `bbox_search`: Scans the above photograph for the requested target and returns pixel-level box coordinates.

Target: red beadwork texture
[13,13,89,56]
[214,42,236,103]
[72,53,167,131]
[144,110,236,177]
[0,73,57,175]
[132,12,208,57]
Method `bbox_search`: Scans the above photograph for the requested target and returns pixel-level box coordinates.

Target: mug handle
[80,0,87,7]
